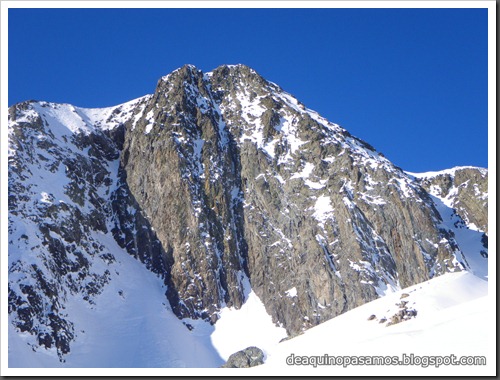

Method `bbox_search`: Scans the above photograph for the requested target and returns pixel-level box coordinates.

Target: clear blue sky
[8,7,488,172]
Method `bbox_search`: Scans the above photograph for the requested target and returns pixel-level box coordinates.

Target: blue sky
[8,7,488,172]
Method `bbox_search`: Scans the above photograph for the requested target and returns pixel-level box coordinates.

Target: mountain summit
[7,64,488,365]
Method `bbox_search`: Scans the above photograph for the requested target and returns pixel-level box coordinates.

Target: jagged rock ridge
[410,167,488,234]
[8,64,488,360]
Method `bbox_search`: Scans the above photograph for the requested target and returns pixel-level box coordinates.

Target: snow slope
[7,271,493,375]
[210,277,288,361]
[253,271,494,376]
[408,166,487,180]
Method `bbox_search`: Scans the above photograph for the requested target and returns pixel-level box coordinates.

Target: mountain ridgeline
[8,64,488,360]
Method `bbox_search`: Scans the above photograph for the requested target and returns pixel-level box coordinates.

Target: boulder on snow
[221,346,265,368]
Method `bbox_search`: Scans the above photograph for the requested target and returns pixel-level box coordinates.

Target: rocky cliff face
[8,64,487,359]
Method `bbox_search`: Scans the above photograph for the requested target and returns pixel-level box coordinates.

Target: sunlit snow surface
[210,277,287,361]
[254,271,492,376]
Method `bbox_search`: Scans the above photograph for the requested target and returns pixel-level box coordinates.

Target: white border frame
[1,1,496,376]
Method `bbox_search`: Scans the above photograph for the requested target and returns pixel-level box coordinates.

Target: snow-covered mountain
[6,64,488,369]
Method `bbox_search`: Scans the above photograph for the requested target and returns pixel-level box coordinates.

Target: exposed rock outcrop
[411,167,488,234]
[221,346,265,368]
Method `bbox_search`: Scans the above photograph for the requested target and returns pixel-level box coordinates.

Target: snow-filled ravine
[7,229,285,369]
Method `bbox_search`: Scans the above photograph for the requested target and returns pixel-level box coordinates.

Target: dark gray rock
[221,346,265,368]
[386,300,417,327]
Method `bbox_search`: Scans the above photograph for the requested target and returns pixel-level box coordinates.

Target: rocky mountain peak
[210,63,267,87]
